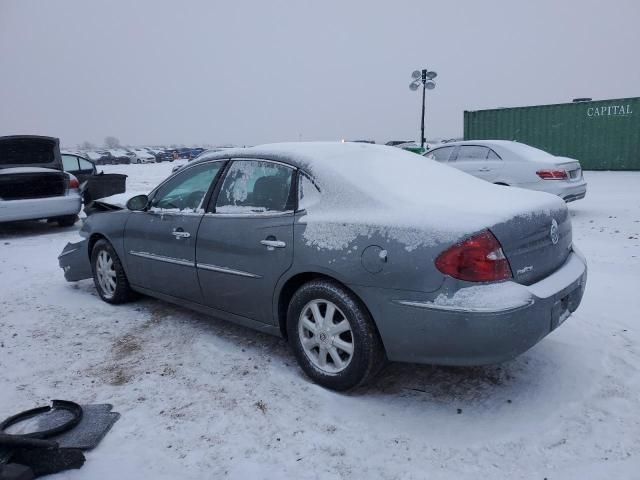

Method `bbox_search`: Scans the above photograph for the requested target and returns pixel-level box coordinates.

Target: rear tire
[91,239,134,304]
[287,280,385,391]
[56,215,78,227]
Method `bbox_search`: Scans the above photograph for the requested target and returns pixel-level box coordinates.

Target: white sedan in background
[130,149,156,164]
[424,140,587,202]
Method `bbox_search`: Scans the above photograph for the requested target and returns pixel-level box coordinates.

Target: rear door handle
[478,167,491,172]
[260,239,286,249]
[172,228,191,239]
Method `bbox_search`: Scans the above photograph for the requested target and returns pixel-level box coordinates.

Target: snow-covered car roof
[195,142,564,249]
[84,151,102,160]
[430,140,564,163]
[108,149,130,157]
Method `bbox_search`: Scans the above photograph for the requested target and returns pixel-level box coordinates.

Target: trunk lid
[490,202,572,285]
[553,157,583,181]
[0,168,67,199]
[0,136,66,199]
[0,135,62,170]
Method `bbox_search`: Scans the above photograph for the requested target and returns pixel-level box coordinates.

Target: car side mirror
[126,194,149,211]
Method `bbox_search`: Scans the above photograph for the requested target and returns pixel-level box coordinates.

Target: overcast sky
[1,0,639,147]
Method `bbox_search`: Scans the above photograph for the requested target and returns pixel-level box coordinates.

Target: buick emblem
[550,218,559,245]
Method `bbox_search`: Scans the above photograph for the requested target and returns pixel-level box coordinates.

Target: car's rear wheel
[56,215,78,227]
[91,239,134,304]
[287,280,385,390]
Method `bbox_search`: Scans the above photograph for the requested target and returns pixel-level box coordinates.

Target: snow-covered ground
[1,164,639,479]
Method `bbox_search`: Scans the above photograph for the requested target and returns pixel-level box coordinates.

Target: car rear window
[455,145,490,161]
[0,138,56,165]
[425,146,454,162]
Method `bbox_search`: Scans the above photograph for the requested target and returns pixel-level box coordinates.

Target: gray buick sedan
[59,142,587,390]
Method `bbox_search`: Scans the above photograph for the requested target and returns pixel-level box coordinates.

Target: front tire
[91,239,134,304]
[56,215,78,227]
[287,280,385,391]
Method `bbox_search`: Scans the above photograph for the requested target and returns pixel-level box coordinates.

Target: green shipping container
[464,97,640,170]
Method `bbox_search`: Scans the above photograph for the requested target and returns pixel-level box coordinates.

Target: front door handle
[260,239,286,249]
[478,167,491,172]
[172,228,191,239]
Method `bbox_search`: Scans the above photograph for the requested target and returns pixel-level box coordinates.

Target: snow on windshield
[244,142,566,250]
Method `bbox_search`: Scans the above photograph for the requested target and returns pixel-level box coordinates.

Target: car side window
[455,146,490,161]
[151,161,223,212]
[215,160,294,214]
[62,154,80,172]
[298,174,321,211]
[78,158,95,171]
[487,149,501,160]
[425,146,454,162]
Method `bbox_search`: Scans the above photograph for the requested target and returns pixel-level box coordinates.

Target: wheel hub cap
[298,299,354,374]
[96,250,116,299]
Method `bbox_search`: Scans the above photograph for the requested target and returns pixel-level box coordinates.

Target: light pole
[409,69,437,148]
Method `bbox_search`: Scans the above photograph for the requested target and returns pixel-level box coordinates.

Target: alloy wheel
[96,250,116,299]
[298,299,354,374]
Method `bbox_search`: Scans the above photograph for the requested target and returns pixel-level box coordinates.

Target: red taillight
[536,169,568,180]
[68,174,80,189]
[435,230,512,282]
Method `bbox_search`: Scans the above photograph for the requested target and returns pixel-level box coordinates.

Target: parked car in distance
[1,135,81,226]
[154,149,176,162]
[170,148,225,173]
[385,141,429,154]
[396,142,427,155]
[190,147,206,158]
[129,149,156,164]
[106,149,132,165]
[175,147,205,159]
[59,142,587,390]
[85,150,113,165]
[424,140,587,202]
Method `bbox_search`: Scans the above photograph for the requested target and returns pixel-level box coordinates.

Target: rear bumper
[523,179,587,203]
[353,250,587,365]
[58,239,92,281]
[0,191,81,222]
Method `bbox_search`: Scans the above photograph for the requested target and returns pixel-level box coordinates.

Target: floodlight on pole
[409,68,437,149]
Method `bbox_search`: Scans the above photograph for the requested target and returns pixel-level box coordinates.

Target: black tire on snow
[287,279,386,391]
[90,239,135,304]
[56,215,78,227]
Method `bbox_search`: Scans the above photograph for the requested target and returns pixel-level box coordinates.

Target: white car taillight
[536,169,568,180]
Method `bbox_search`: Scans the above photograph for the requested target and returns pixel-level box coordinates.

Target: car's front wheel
[56,215,78,227]
[287,280,385,390]
[91,239,134,304]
